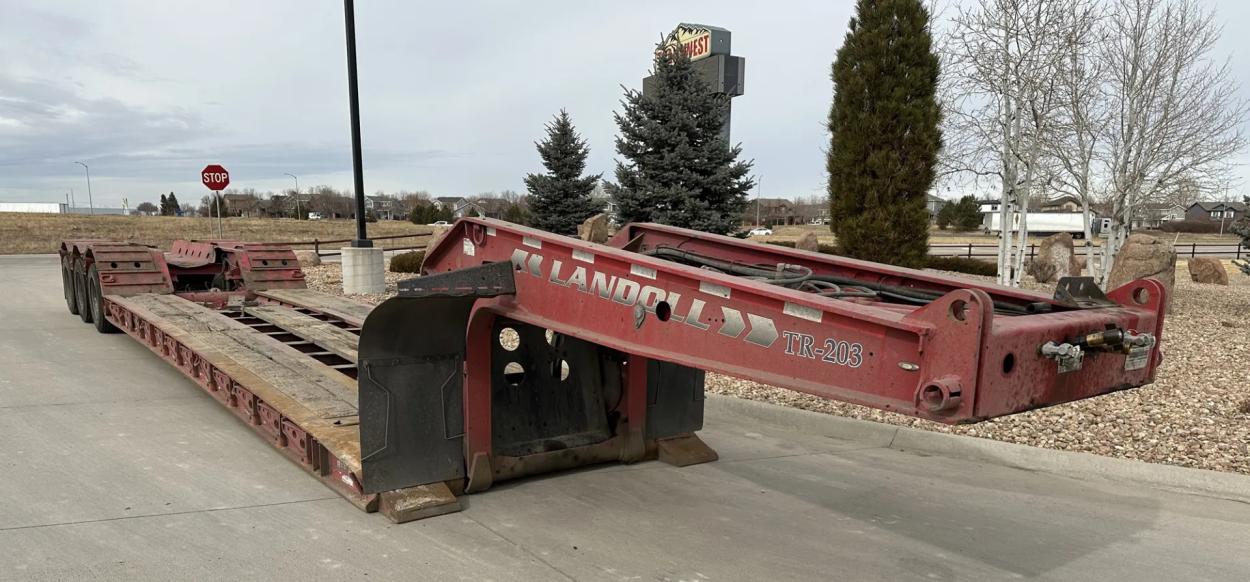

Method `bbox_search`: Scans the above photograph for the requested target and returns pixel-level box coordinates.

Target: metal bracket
[1053,277,1116,309]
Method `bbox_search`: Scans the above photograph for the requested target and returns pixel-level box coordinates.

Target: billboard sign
[657,23,731,63]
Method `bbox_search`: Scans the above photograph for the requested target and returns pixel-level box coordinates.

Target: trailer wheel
[75,259,93,324]
[86,264,118,334]
[61,255,80,315]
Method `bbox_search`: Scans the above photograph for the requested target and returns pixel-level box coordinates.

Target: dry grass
[0,212,433,254]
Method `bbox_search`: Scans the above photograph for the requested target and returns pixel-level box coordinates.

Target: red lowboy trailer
[59,218,1165,522]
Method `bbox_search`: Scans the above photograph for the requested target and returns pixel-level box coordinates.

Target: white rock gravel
[303,261,1250,475]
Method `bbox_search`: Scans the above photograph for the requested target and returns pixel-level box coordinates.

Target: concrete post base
[341,246,385,294]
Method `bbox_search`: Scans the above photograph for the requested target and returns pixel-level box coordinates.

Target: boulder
[578,213,610,244]
[1187,257,1229,285]
[1025,232,1077,283]
[1106,233,1175,305]
[1070,253,1090,276]
[293,250,321,267]
[795,231,820,252]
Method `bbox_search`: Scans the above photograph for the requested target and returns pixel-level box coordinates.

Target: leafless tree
[1043,0,1106,274]
[1097,0,1248,284]
[944,0,1081,285]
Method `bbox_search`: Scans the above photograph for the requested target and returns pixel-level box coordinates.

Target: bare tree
[1043,0,1106,274]
[945,0,1080,285]
[1098,0,1248,285]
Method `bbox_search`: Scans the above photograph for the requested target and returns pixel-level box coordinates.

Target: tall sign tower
[643,24,746,142]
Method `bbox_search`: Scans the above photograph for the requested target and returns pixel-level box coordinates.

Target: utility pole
[69,188,75,211]
[284,173,301,219]
[337,0,384,294]
[343,0,369,248]
[74,161,94,215]
[755,176,762,226]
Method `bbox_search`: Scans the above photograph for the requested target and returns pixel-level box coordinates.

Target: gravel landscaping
[303,259,1250,475]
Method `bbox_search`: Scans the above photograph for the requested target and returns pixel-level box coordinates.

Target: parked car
[747,227,773,236]
[428,220,450,227]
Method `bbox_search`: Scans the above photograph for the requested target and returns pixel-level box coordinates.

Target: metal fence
[930,242,1246,261]
[268,232,433,258]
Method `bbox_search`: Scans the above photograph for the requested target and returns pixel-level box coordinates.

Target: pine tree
[159,194,169,215]
[166,192,181,216]
[606,42,754,235]
[828,0,942,268]
[524,110,602,235]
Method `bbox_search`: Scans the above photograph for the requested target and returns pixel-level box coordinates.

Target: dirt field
[759,224,1242,246]
[0,213,432,254]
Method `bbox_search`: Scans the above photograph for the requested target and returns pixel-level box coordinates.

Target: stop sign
[201,164,230,191]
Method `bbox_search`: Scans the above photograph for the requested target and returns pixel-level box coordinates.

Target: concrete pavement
[2,254,1249,581]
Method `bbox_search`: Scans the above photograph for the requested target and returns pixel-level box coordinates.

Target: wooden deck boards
[243,305,360,363]
[257,288,376,327]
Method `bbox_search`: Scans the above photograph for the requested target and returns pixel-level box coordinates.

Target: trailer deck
[58,221,1167,524]
[102,291,460,521]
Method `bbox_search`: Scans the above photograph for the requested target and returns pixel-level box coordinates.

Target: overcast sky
[2,1,1248,209]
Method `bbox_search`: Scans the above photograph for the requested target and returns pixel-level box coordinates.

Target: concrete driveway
[2,254,1248,581]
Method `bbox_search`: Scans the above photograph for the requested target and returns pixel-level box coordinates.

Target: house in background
[1038,194,1082,212]
[742,198,795,227]
[1186,201,1246,224]
[794,203,830,225]
[364,195,397,220]
[434,196,469,217]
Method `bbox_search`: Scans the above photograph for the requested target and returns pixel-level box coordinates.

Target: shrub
[924,256,998,277]
[389,250,425,273]
[1158,220,1221,234]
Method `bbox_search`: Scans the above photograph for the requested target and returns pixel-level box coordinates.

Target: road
[3,254,1249,581]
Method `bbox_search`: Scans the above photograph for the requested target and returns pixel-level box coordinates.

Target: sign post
[201,164,230,238]
[645,23,745,142]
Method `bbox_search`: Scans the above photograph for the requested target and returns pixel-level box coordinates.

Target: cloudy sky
[2,1,1248,209]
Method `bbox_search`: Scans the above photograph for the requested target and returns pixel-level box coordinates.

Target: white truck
[983,211,1102,238]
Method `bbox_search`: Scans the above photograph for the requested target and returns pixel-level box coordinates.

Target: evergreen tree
[606,42,754,234]
[524,110,602,235]
[159,194,169,215]
[827,0,942,268]
[951,195,983,231]
[165,192,181,216]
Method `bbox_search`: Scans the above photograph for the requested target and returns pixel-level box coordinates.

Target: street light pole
[343,0,370,247]
[284,173,300,219]
[755,175,762,227]
[74,161,94,215]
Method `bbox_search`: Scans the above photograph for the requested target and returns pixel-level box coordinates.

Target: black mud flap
[358,262,515,494]
[645,360,706,439]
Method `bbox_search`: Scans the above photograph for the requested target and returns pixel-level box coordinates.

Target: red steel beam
[421,218,1166,424]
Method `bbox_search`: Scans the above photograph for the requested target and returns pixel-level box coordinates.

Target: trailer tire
[87,264,118,334]
[75,259,93,324]
[61,255,80,315]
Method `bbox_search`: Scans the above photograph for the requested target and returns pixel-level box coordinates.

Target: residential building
[364,195,397,220]
[1185,201,1247,224]
[742,198,795,227]
[793,203,830,225]
[1038,194,1082,212]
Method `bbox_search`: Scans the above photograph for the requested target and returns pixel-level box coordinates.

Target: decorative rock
[1188,257,1229,285]
[1026,232,1076,283]
[795,231,820,252]
[294,250,321,267]
[1107,233,1176,307]
[578,213,610,243]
